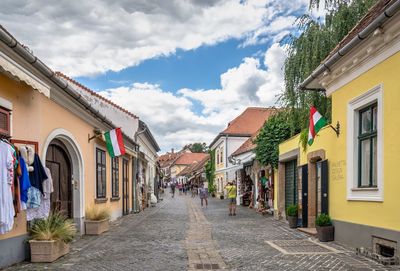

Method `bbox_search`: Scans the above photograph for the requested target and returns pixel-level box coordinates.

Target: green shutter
[285,159,298,209]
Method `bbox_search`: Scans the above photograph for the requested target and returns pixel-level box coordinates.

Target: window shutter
[0,107,10,136]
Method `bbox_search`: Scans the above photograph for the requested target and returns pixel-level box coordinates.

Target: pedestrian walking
[170,182,176,198]
[225,181,237,216]
[199,184,208,208]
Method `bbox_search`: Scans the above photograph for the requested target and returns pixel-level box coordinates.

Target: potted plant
[85,205,111,235]
[316,213,334,242]
[286,204,298,228]
[29,212,76,262]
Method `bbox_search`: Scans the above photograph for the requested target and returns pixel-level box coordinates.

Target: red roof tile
[326,0,397,60]
[222,107,277,135]
[55,72,138,119]
[231,136,256,157]
[174,152,209,166]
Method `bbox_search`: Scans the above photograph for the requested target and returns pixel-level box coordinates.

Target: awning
[0,51,50,98]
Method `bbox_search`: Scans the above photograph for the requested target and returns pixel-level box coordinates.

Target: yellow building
[0,25,139,267]
[277,1,400,257]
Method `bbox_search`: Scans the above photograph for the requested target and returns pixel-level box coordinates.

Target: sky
[0,0,324,153]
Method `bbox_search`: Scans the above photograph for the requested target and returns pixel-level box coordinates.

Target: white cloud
[0,0,306,77]
[100,43,287,151]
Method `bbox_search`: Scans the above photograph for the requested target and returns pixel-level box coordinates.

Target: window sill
[94,198,108,204]
[351,187,378,191]
[110,196,120,202]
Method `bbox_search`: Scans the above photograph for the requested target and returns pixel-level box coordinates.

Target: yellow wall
[278,52,400,232]
[0,73,131,240]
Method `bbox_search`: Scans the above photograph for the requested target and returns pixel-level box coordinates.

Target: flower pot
[220,195,224,200]
[316,225,334,242]
[85,219,110,235]
[29,240,70,263]
[287,215,298,228]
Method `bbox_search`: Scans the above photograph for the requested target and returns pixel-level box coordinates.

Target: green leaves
[282,0,375,135]
[254,112,291,168]
[205,149,216,193]
[29,212,76,243]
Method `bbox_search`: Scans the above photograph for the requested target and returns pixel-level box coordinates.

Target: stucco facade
[277,11,400,256]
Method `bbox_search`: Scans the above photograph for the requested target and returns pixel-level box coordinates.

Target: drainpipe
[133,124,147,213]
[300,0,400,90]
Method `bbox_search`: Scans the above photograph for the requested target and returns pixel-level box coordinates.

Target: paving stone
[5,194,398,271]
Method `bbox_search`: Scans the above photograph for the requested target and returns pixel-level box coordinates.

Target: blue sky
[0,0,318,152]
[76,39,270,92]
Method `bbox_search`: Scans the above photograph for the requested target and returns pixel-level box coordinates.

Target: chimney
[171,148,174,154]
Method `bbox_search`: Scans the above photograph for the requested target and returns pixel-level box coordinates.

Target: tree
[254,112,292,168]
[188,142,208,153]
[205,149,216,194]
[281,0,376,133]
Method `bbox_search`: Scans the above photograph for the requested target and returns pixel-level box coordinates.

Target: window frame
[357,103,377,188]
[111,157,120,198]
[347,84,383,202]
[0,107,11,137]
[96,148,107,199]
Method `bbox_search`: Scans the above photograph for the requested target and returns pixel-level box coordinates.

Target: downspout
[300,0,400,90]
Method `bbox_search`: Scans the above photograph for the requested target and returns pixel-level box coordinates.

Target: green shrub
[86,205,111,221]
[29,212,76,243]
[286,204,298,217]
[316,213,332,227]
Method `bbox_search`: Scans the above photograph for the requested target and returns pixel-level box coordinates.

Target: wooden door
[285,159,297,209]
[300,165,308,227]
[46,140,72,218]
[122,159,129,215]
[319,160,329,214]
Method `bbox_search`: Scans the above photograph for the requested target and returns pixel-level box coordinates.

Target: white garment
[26,168,54,221]
[0,142,15,234]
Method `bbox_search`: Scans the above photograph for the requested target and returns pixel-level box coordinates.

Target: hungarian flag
[308,106,327,146]
[104,128,126,158]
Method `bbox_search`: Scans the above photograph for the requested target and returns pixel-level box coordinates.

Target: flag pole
[329,121,340,137]
[88,129,104,142]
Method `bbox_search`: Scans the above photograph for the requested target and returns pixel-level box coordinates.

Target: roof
[173,152,209,166]
[223,107,276,135]
[210,107,277,148]
[56,72,138,119]
[191,155,210,173]
[301,0,400,89]
[139,120,160,152]
[0,25,139,149]
[327,0,397,60]
[178,154,210,176]
[231,136,256,157]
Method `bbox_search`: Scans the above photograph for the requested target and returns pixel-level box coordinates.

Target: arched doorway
[42,128,84,232]
[46,139,73,218]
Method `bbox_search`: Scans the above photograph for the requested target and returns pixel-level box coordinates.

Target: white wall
[66,80,139,140]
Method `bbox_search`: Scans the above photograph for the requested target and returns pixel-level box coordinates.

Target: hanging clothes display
[28,154,48,195]
[18,156,31,211]
[26,168,54,221]
[0,141,16,234]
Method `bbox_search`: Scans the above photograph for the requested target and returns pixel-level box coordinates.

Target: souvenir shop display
[0,138,54,235]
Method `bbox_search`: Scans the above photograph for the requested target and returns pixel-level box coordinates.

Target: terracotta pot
[316,225,334,242]
[29,240,70,263]
[85,219,110,235]
[287,215,298,228]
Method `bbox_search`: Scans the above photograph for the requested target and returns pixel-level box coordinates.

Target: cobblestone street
[6,193,397,271]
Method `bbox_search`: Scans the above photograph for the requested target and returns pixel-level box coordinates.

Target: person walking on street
[225,181,237,216]
[170,182,176,198]
[199,184,208,208]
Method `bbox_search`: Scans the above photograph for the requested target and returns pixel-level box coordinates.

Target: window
[112,157,119,198]
[216,152,220,165]
[0,107,10,137]
[220,148,223,164]
[347,84,382,201]
[358,103,377,188]
[96,148,107,198]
